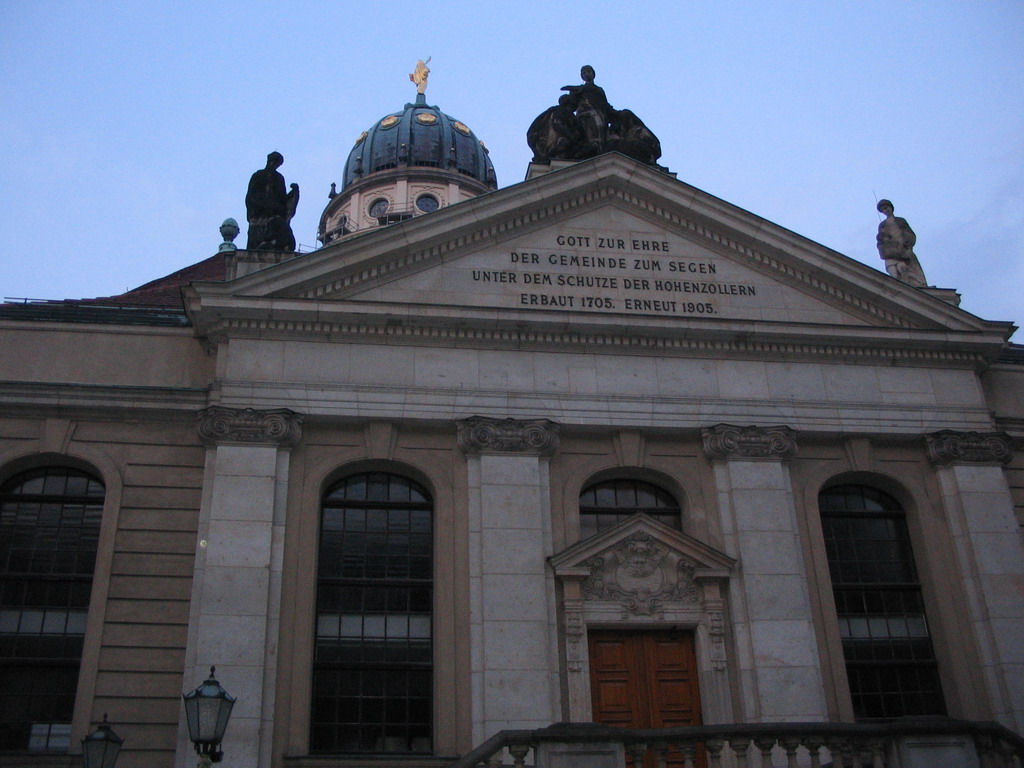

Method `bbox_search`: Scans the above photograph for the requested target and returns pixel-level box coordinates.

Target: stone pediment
[550,514,734,618]
[184,154,1013,360]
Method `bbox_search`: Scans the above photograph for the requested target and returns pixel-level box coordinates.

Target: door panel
[589,631,704,768]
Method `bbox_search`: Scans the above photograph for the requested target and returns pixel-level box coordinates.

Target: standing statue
[528,65,662,166]
[876,199,927,287]
[245,152,300,251]
[409,57,431,95]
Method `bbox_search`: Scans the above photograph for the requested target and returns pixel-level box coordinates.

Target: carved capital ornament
[197,406,303,447]
[701,424,797,461]
[457,416,559,456]
[925,430,1013,466]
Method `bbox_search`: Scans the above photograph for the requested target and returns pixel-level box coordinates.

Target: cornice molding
[925,430,1013,466]
[701,424,798,461]
[456,416,559,456]
[199,316,991,368]
[197,406,303,447]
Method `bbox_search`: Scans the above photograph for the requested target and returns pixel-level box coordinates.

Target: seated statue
[527,95,584,163]
[246,152,300,251]
[528,65,663,167]
[608,109,662,165]
[876,199,927,287]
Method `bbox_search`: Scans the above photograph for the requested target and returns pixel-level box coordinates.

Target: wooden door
[589,630,704,767]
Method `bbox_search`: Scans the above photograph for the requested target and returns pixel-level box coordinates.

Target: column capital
[701,424,797,461]
[456,416,559,456]
[925,430,1013,466]
[196,406,303,447]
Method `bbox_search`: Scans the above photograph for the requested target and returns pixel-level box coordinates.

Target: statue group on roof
[528,65,662,166]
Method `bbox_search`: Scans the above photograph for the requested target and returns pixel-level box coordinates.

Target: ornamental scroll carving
[582,531,698,618]
[456,416,559,456]
[197,406,303,447]
[925,430,1013,466]
[701,424,797,461]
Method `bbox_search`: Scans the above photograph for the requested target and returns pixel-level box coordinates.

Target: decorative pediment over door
[549,514,736,722]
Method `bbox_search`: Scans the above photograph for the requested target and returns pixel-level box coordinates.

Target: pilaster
[926,430,1024,731]
[458,416,561,743]
[177,407,302,768]
[701,424,828,722]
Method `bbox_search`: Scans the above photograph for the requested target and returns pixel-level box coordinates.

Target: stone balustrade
[448,719,1024,768]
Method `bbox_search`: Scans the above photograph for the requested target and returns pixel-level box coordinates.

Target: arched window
[579,478,681,539]
[312,472,433,754]
[819,484,945,719]
[0,466,104,752]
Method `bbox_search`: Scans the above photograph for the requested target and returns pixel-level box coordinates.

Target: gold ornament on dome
[355,131,368,145]
[380,115,400,129]
[415,113,438,125]
[453,121,471,135]
[409,57,431,95]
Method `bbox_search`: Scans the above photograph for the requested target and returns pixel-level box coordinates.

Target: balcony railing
[449,719,1024,768]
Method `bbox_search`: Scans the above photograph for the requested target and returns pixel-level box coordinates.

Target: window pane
[820,485,945,720]
[0,467,102,752]
[579,479,681,537]
[313,473,433,754]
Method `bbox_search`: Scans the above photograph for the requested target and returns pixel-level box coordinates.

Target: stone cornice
[193,312,995,369]
[701,424,797,461]
[456,416,559,456]
[197,406,303,447]
[925,430,1013,466]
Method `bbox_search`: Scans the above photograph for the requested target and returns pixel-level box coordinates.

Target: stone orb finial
[218,218,240,253]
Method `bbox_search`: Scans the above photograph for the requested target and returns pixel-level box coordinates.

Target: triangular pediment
[550,513,735,578]
[185,154,1013,358]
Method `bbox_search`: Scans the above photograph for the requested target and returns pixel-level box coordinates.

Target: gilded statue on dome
[409,57,431,95]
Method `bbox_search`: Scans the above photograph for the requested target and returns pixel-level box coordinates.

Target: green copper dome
[342,94,497,191]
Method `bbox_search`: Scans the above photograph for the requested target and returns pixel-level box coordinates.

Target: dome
[341,93,497,191]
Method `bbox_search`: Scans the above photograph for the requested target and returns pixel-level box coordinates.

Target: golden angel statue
[409,57,431,95]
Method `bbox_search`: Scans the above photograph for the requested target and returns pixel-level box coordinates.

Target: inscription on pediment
[353,207,866,325]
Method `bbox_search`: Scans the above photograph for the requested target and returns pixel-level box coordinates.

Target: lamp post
[81,714,123,768]
[182,666,236,766]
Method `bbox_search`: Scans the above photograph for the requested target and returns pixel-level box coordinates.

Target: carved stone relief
[582,531,699,618]
[196,406,303,447]
[456,416,560,456]
[925,430,1013,466]
[701,423,797,461]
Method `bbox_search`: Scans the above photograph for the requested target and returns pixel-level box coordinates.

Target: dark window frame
[0,466,104,753]
[311,472,433,755]
[819,484,946,720]
[578,478,682,539]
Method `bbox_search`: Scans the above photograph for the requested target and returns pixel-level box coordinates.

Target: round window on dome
[415,112,438,125]
[380,115,400,129]
[416,194,440,213]
[369,198,390,218]
[453,121,471,136]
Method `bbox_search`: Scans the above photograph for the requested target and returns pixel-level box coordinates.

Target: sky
[1,1,1022,336]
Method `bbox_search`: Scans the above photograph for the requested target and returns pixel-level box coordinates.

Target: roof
[0,252,229,325]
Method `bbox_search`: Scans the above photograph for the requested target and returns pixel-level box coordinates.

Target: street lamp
[182,666,236,765]
[81,714,123,768]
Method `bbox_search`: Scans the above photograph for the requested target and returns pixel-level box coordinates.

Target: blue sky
[2,1,1021,335]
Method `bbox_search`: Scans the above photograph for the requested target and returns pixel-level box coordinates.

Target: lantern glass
[81,716,123,768]
[182,667,236,754]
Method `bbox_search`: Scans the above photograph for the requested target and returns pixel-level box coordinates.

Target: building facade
[1,85,1023,768]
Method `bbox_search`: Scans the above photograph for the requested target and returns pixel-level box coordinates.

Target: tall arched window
[579,478,681,539]
[312,472,433,754]
[0,466,104,752]
[819,484,945,719]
